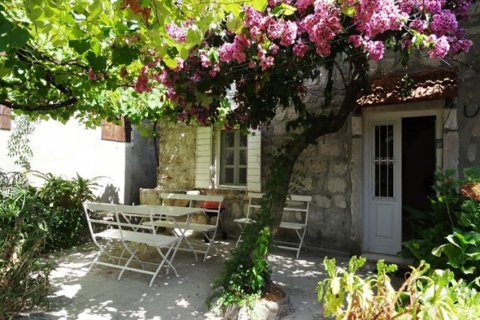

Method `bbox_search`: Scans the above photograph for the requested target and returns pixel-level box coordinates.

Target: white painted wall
[0,118,157,204]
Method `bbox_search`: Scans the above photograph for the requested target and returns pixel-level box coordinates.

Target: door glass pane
[226,150,234,165]
[374,124,394,198]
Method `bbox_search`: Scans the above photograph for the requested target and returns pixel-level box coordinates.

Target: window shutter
[0,105,12,131]
[101,119,132,142]
[247,129,262,192]
[195,126,213,188]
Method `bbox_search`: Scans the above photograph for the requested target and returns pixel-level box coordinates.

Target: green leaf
[69,39,91,55]
[111,45,140,65]
[0,19,30,52]
[281,3,297,15]
[86,52,107,71]
[341,6,356,17]
[251,0,268,12]
[226,14,243,33]
[186,27,203,46]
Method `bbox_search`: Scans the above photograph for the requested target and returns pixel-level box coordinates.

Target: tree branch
[1,98,78,112]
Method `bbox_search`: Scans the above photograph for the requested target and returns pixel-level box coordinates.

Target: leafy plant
[402,168,480,279]
[317,256,480,320]
[0,175,51,319]
[33,172,100,251]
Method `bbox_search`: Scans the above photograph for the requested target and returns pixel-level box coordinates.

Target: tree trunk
[267,78,365,238]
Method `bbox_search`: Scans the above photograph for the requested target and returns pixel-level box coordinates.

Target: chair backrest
[246,192,264,219]
[83,202,119,238]
[282,195,312,226]
[113,204,160,234]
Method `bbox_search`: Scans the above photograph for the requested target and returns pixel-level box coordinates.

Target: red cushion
[202,201,225,209]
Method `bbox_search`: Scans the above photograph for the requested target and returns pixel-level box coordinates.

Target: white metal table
[141,205,204,262]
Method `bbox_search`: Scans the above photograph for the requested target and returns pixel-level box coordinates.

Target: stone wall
[457,11,480,172]
[157,123,197,190]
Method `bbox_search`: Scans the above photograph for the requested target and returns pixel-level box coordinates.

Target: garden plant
[0,170,98,318]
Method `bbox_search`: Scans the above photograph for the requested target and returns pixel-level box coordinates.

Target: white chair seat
[234,217,255,224]
[279,221,305,230]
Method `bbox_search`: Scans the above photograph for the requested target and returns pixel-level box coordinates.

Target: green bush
[33,172,99,251]
[0,170,99,318]
[317,256,480,319]
[0,173,50,319]
[402,168,480,280]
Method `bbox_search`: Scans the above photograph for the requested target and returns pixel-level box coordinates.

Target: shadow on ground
[37,242,354,319]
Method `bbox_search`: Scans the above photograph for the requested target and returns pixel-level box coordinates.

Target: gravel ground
[19,241,358,320]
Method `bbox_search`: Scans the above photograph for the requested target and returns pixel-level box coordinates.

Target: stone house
[142,13,480,258]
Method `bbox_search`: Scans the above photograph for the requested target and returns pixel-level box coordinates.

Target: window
[194,127,261,191]
[220,130,247,185]
[101,118,131,142]
[0,105,12,131]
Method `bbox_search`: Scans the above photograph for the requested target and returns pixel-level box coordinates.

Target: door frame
[362,106,443,254]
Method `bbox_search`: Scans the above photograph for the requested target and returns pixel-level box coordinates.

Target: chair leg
[118,248,138,281]
[149,242,178,287]
[202,230,219,262]
[295,228,307,259]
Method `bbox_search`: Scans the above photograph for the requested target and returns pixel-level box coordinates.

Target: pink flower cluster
[165,23,187,43]
[430,10,458,36]
[301,1,342,57]
[135,67,152,93]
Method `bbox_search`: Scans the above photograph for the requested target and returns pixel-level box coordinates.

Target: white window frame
[218,130,248,187]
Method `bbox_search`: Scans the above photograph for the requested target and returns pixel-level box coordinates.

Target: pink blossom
[280,20,298,46]
[135,67,152,93]
[365,40,385,60]
[267,18,285,40]
[165,23,187,43]
[296,0,314,12]
[293,40,309,57]
[349,35,363,48]
[410,19,427,32]
[200,52,211,68]
[270,43,280,55]
[428,35,450,58]
[430,10,458,36]
[260,56,274,70]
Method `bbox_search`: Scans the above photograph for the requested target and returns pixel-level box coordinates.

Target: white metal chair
[234,192,264,247]
[276,195,312,259]
[83,202,179,287]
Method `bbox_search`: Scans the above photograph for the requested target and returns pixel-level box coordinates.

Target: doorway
[363,110,441,255]
[402,116,436,241]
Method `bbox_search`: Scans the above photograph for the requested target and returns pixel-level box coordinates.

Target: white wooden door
[365,120,402,255]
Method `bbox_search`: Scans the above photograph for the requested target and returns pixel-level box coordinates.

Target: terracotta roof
[357,70,458,107]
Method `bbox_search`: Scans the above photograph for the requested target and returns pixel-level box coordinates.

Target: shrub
[317,256,480,319]
[402,168,480,280]
[33,172,99,251]
[0,173,50,319]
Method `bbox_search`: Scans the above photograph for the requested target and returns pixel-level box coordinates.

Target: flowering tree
[1,0,476,306]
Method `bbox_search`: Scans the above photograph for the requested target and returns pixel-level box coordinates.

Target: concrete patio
[38,241,351,320]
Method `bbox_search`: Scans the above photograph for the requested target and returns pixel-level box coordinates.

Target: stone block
[314,195,331,208]
[333,163,348,176]
[139,189,162,205]
[327,178,347,193]
[334,195,347,209]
